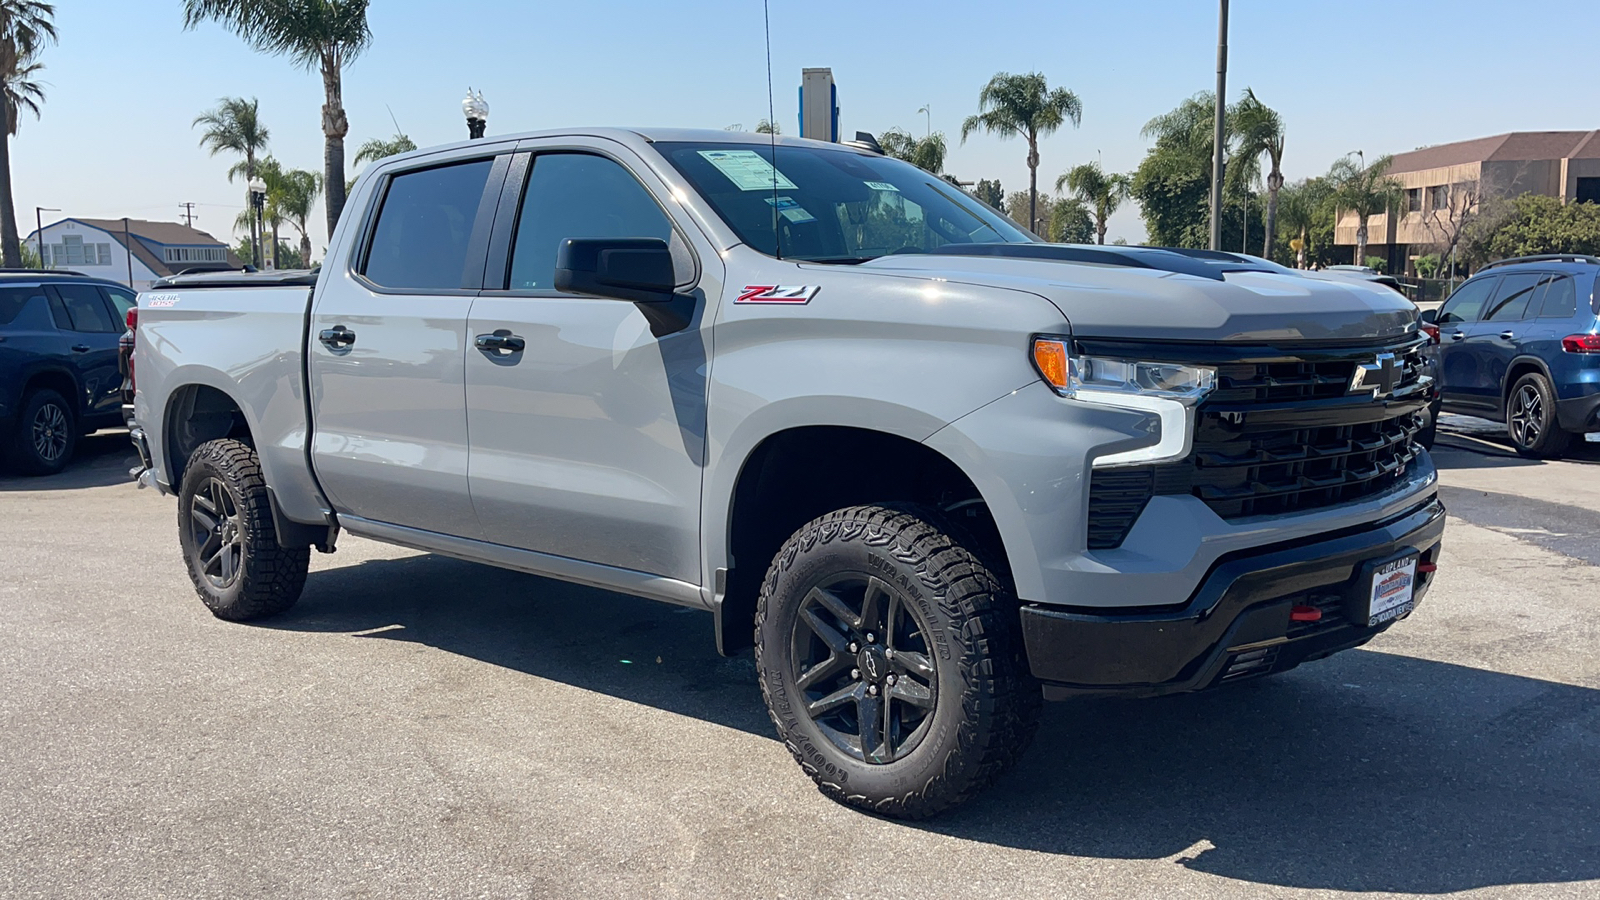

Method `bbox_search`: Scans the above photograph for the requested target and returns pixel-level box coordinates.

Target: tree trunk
[0,103,20,268]
[1297,225,1307,268]
[1355,219,1368,265]
[321,58,350,245]
[300,229,312,269]
[1263,168,1283,258]
[1026,134,1039,234]
[1096,216,1106,245]
[270,221,280,269]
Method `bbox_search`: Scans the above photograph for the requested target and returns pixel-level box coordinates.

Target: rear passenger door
[463,143,719,583]
[1463,272,1543,413]
[45,282,125,422]
[308,150,511,538]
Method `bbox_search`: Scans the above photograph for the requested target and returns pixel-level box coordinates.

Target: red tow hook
[1418,562,1438,573]
[1290,605,1322,622]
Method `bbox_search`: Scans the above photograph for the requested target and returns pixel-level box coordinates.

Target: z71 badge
[735,285,820,305]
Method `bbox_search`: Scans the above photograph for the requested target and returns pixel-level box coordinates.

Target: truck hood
[856,253,1419,343]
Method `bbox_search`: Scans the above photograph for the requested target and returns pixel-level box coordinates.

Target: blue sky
[14,0,1599,253]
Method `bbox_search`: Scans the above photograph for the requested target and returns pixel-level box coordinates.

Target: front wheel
[177,438,309,621]
[1507,373,1570,459]
[754,504,1040,819]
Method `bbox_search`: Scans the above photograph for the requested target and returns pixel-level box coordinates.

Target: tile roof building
[24,218,242,291]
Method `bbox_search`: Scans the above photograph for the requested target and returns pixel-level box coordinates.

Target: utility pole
[124,218,135,288]
[35,207,60,268]
[178,203,197,228]
[1208,0,1229,251]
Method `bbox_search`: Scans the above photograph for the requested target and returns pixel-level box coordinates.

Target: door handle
[71,344,91,353]
[475,330,526,355]
[1498,330,1515,340]
[318,326,356,349]
[1449,331,1466,341]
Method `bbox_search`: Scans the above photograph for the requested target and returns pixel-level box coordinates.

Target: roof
[1388,130,1600,174]
[70,218,230,247]
[0,269,134,287]
[367,126,874,169]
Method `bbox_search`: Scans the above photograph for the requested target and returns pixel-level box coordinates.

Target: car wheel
[754,504,1040,819]
[1416,397,1439,450]
[1506,373,1570,459]
[7,388,77,476]
[177,438,309,621]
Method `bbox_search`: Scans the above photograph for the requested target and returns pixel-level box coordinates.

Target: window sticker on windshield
[698,149,798,191]
[764,196,817,223]
[864,181,900,192]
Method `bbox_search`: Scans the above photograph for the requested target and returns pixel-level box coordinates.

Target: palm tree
[755,118,780,135]
[353,131,416,167]
[961,72,1082,233]
[274,167,323,266]
[194,96,269,267]
[183,0,372,242]
[878,128,947,175]
[1056,162,1130,245]
[1232,88,1286,258]
[0,0,55,267]
[1329,152,1404,265]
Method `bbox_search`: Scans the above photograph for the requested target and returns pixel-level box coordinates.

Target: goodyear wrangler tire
[177,439,309,621]
[754,504,1040,818]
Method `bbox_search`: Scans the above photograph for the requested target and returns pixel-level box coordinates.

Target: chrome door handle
[1499,330,1515,340]
[318,326,356,349]
[1450,331,1466,341]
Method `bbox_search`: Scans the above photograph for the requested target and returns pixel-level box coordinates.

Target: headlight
[1031,336,1217,466]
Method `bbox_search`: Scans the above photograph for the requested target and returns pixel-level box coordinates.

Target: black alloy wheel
[31,400,70,466]
[187,476,245,590]
[6,388,76,475]
[790,572,939,764]
[1507,372,1570,459]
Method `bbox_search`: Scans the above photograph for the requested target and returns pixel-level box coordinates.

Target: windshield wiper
[801,256,879,265]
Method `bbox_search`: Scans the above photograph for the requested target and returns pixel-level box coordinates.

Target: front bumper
[1023,495,1445,699]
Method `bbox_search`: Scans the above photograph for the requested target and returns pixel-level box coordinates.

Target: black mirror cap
[554,238,676,304]
[1419,307,1438,324]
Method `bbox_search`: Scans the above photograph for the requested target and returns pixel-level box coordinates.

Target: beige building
[1334,130,1600,274]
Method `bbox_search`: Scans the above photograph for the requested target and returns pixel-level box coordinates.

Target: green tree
[273,166,323,267]
[353,131,416,167]
[961,72,1082,236]
[195,96,270,266]
[755,118,780,135]
[1329,152,1403,264]
[1005,190,1050,234]
[1230,88,1285,258]
[1480,193,1600,261]
[972,178,1004,210]
[1048,196,1095,244]
[878,128,947,174]
[1274,177,1333,267]
[1131,92,1232,249]
[184,0,373,242]
[0,0,54,267]
[1056,161,1130,245]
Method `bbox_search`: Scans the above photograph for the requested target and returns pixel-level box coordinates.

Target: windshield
[657,141,1034,262]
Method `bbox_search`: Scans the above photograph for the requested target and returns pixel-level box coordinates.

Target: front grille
[1086,338,1430,546]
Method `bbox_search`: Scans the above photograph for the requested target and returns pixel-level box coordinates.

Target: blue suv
[0,270,138,475]
[1422,254,1600,458]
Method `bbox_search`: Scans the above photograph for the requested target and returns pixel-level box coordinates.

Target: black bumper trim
[1556,391,1600,433]
[1023,495,1446,698]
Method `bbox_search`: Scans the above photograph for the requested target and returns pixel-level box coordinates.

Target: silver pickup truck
[127,128,1443,818]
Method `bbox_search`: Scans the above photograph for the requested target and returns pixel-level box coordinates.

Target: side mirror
[1419,308,1438,324]
[554,238,675,304]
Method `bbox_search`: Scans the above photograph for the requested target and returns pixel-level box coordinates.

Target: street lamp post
[1208,0,1229,251]
[35,207,60,268]
[248,177,268,270]
[463,88,489,139]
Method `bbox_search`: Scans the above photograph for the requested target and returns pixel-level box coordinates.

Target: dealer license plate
[1366,555,1418,626]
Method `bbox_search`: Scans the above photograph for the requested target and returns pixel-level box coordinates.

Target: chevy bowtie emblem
[1350,352,1399,398]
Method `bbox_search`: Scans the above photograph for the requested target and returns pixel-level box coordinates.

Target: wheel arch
[20,366,84,419]
[161,377,259,488]
[1502,355,1555,416]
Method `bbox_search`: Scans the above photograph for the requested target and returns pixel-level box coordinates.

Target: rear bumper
[1022,495,1445,699]
[1556,390,1600,433]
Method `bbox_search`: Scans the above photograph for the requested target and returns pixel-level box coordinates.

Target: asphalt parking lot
[2,425,1597,899]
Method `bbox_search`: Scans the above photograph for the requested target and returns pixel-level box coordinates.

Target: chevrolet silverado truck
[127,128,1443,818]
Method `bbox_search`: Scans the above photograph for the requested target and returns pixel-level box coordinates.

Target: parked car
[1420,255,1600,457]
[1321,264,1410,295]
[127,128,1442,818]
[0,269,138,475]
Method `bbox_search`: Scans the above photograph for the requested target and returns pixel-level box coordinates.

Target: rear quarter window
[0,286,43,326]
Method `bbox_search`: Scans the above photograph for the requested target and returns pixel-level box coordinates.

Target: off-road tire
[177,439,309,621]
[754,504,1041,819]
[7,388,76,476]
[1507,372,1570,459]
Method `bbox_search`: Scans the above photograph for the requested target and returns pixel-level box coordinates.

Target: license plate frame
[1362,552,1419,627]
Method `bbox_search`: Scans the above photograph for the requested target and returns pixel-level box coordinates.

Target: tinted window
[102,287,136,322]
[1483,272,1542,322]
[1437,277,1496,325]
[55,283,119,332]
[363,159,494,290]
[0,286,43,326]
[1536,275,1577,319]
[507,154,675,291]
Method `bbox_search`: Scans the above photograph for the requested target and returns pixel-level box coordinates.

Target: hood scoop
[926,243,1281,282]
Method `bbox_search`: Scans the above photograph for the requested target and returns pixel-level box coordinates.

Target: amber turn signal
[1032,338,1071,392]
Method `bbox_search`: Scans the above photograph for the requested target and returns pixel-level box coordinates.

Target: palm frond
[183,0,372,71]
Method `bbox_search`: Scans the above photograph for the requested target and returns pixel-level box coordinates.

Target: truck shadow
[0,431,138,491]
[268,552,1600,895]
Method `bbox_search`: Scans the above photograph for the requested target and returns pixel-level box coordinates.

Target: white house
[24,218,242,291]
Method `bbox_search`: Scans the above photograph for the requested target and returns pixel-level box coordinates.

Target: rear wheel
[1507,373,1570,459]
[177,438,309,620]
[7,388,76,476]
[754,504,1040,819]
